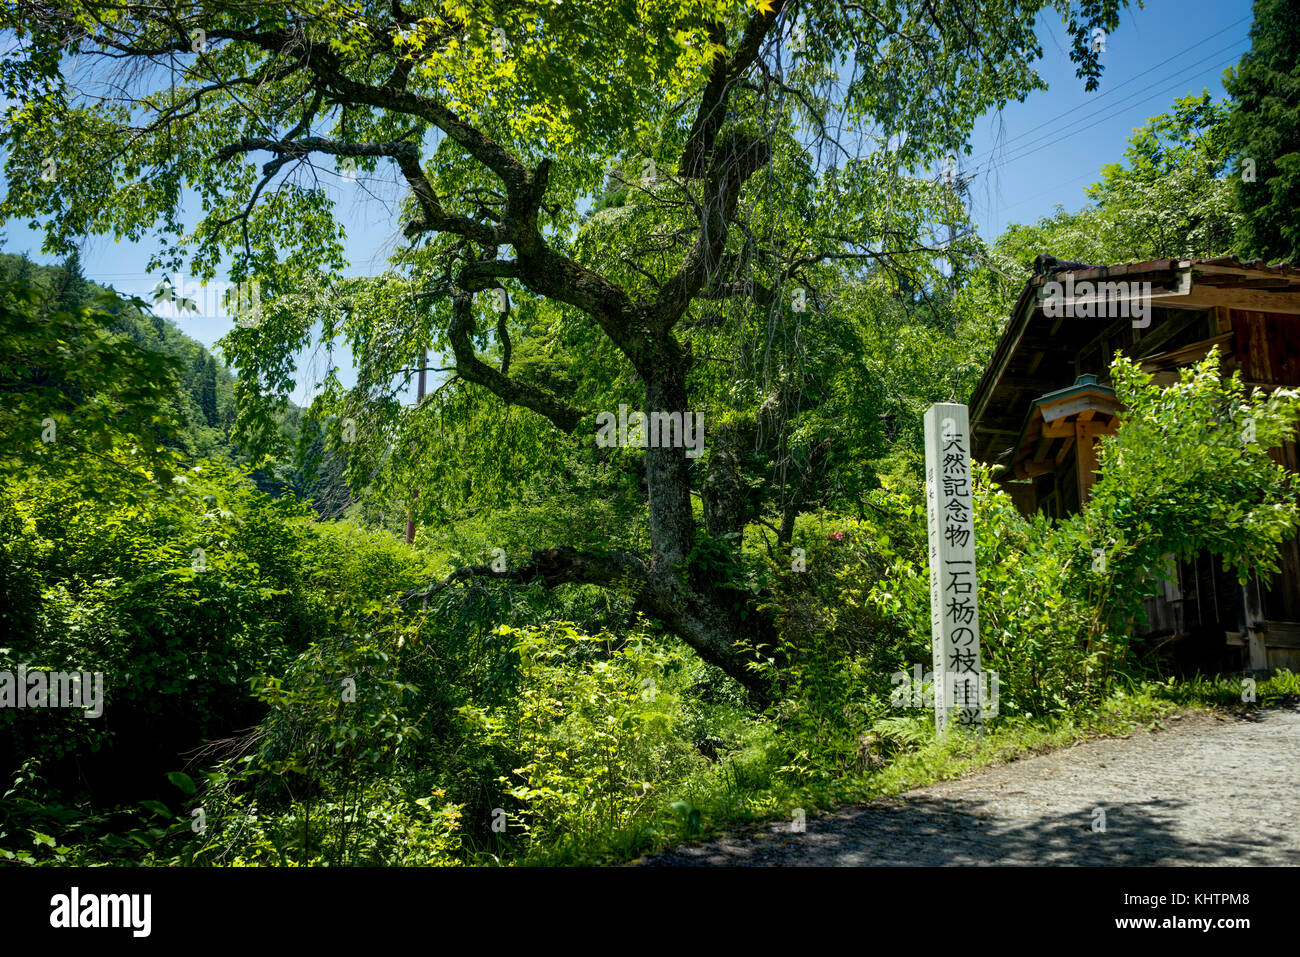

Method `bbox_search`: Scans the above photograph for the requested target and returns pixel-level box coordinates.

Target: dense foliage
[1,1,1298,867]
[1224,0,1300,264]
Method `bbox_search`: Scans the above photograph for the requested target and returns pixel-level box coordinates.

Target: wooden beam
[1053,436,1075,466]
[1261,622,1300,650]
[1243,577,1269,670]
[1075,316,1131,367]
[1138,332,1234,370]
[1079,419,1117,440]
[1076,418,1101,503]
[1186,262,1300,283]
[1131,307,1206,356]
[1167,285,1300,315]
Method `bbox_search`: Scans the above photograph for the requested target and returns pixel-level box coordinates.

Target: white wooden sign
[923,403,984,733]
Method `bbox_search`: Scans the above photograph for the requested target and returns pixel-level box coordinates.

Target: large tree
[0,0,1126,696]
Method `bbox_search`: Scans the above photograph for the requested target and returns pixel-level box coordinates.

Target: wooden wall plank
[1232,309,1272,382]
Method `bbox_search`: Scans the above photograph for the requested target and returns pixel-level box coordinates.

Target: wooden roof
[969,256,1300,467]
[1007,375,1122,480]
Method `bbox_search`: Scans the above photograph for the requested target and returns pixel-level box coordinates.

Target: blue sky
[1,0,1256,403]
[964,0,1253,238]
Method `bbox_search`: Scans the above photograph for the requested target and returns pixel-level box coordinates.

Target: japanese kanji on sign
[923,403,985,733]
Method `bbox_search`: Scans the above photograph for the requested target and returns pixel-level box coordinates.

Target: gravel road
[641,706,1300,866]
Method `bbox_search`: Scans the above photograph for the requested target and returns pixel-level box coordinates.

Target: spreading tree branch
[445,291,586,433]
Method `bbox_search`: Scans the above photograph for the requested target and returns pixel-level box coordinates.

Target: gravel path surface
[642,706,1300,866]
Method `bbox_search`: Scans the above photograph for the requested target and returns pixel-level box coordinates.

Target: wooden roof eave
[969,256,1300,459]
[969,280,1042,433]
[1006,379,1122,481]
[969,261,1188,433]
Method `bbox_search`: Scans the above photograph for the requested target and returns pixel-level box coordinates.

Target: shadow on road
[643,795,1300,866]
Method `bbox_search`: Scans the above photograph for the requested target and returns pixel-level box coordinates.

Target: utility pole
[404,349,427,544]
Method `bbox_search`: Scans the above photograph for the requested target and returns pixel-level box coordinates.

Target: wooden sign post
[923,403,985,733]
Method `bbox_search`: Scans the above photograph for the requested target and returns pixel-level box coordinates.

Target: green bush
[463,621,704,861]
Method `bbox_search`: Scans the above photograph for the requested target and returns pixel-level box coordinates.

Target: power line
[979,40,1246,176]
[970,45,1246,235]
[966,15,1250,173]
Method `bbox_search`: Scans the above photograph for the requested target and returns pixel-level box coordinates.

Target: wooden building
[969,255,1300,672]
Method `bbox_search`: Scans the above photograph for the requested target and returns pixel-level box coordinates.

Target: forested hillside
[0,250,352,512]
